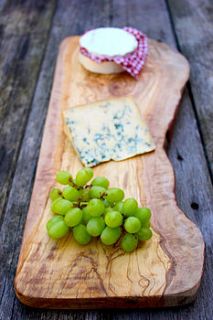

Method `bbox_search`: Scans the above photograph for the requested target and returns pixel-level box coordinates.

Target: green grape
[113,201,124,212]
[100,226,121,245]
[137,228,153,241]
[84,167,94,179]
[106,188,124,204]
[49,187,62,201]
[64,208,83,227]
[63,186,80,202]
[121,234,138,252]
[86,217,105,237]
[105,207,114,213]
[92,176,109,189]
[75,168,93,187]
[105,211,123,228]
[122,198,138,216]
[86,199,105,217]
[48,169,153,251]
[124,217,141,233]
[80,188,90,201]
[73,224,91,245]
[56,171,72,185]
[51,198,73,215]
[142,220,150,228]
[46,215,64,231]
[103,199,110,208]
[47,220,69,239]
[89,186,106,199]
[134,207,151,226]
[82,207,92,224]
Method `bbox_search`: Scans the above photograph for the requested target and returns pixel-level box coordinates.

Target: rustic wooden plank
[110,1,213,319]
[0,0,112,319]
[110,93,213,320]
[14,36,202,308]
[166,93,213,320]
[0,0,212,319]
[0,0,57,222]
[166,0,213,178]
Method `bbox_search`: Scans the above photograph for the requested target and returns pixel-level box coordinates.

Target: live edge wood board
[14,36,204,309]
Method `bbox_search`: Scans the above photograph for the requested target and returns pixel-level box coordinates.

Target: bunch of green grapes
[46,168,153,253]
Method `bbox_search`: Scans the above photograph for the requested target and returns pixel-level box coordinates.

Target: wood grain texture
[0,0,114,318]
[1,0,213,319]
[167,0,213,178]
[14,36,204,308]
[0,0,57,222]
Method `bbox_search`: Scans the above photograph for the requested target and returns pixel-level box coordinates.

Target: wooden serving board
[14,36,204,309]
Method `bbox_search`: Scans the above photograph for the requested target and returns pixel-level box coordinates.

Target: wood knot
[108,76,136,96]
[191,202,199,210]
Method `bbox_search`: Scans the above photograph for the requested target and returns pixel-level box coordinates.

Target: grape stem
[68,178,82,190]
[72,201,88,208]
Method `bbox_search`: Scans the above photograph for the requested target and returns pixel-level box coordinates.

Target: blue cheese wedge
[63,97,155,167]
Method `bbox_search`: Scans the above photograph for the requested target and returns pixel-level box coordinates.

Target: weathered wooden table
[0,0,213,319]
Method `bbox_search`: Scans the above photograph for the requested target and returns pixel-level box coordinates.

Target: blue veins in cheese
[63,97,155,167]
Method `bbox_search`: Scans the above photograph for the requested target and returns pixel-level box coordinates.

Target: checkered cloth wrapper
[80,27,148,79]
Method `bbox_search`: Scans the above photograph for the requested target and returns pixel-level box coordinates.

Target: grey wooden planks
[0,0,57,221]
[167,0,213,178]
[0,0,212,319]
[0,0,112,319]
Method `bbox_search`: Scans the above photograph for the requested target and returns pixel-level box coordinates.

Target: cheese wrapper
[63,97,155,167]
[80,27,148,79]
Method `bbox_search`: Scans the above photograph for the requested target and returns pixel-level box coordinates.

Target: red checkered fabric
[80,27,148,79]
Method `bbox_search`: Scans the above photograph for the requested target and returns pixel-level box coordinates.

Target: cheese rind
[64,97,155,167]
[79,52,124,75]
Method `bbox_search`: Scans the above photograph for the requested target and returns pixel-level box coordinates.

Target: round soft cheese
[79,52,124,74]
[80,27,137,58]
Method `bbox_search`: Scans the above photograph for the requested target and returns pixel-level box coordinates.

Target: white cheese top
[80,27,138,58]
